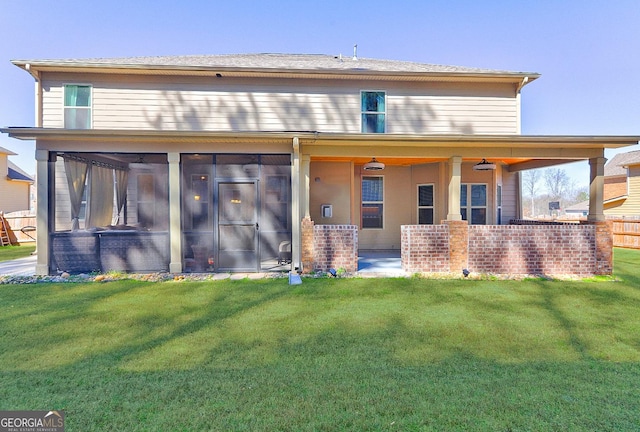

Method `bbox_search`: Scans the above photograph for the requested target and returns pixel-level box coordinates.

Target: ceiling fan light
[473,158,496,171]
[363,157,385,171]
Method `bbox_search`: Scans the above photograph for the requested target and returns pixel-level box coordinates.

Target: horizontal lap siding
[389,96,517,134]
[42,73,518,134]
[606,167,640,217]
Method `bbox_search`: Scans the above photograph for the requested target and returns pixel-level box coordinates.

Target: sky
[1,0,639,190]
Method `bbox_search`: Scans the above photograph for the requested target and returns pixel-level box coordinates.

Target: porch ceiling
[312,156,527,166]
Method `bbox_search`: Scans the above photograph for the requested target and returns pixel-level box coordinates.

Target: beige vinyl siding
[41,73,518,135]
[0,156,31,213]
[0,182,30,213]
[605,166,640,217]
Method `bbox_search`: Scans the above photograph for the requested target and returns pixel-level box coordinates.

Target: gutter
[12,60,541,84]
[25,64,43,127]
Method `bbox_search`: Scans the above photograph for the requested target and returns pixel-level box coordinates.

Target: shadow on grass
[2,264,640,430]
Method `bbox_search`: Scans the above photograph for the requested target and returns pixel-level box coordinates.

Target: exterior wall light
[473,159,496,171]
[363,157,385,171]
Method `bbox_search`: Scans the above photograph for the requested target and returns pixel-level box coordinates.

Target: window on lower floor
[497,184,502,224]
[361,91,386,133]
[362,176,383,228]
[461,183,487,224]
[64,84,92,129]
[417,184,435,224]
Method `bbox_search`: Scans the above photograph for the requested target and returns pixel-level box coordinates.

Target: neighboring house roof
[605,150,640,176]
[565,200,588,212]
[0,145,17,156]
[7,160,33,182]
[12,53,540,83]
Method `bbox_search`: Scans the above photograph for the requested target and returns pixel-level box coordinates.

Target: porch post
[35,149,51,275]
[302,154,311,219]
[447,156,462,221]
[291,137,302,271]
[588,156,606,222]
[168,152,182,273]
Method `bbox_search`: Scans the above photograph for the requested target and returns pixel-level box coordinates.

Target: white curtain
[115,169,129,224]
[64,157,89,231]
[86,165,114,228]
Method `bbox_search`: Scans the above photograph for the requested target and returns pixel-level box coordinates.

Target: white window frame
[63,84,93,129]
[461,183,488,225]
[417,183,435,225]
[361,175,384,229]
[360,90,386,133]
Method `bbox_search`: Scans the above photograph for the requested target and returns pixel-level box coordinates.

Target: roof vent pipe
[353,44,358,61]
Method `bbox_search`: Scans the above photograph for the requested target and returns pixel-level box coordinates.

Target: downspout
[515,76,528,135]
[291,137,302,271]
[515,77,529,218]
[25,64,43,127]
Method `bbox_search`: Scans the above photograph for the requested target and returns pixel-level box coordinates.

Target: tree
[544,168,573,203]
[522,169,542,217]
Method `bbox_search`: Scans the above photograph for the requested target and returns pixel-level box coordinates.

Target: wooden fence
[611,219,640,249]
[1,213,36,244]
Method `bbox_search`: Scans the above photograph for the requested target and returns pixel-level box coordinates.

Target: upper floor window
[362,176,383,228]
[361,91,386,133]
[460,184,487,225]
[64,85,92,129]
[417,184,435,224]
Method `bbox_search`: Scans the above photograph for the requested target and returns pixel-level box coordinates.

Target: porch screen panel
[86,165,115,228]
[63,156,89,231]
[260,155,292,269]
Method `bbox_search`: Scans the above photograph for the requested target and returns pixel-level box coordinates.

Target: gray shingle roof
[605,150,640,176]
[14,53,538,78]
[7,161,33,182]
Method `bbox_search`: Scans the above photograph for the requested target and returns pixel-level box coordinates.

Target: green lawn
[0,243,36,262]
[1,249,639,431]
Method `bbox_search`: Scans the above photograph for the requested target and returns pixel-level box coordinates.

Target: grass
[1,249,639,431]
[0,243,36,261]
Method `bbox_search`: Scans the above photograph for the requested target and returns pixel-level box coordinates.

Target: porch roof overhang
[3,127,639,170]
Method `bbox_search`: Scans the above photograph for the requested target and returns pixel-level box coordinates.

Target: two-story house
[603,150,640,217]
[3,54,638,275]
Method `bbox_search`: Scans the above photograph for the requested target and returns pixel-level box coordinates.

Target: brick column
[301,217,315,273]
[588,220,613,275]
[444,220,468,273]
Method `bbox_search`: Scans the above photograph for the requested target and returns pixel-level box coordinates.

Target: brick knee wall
[400,223,611,277]
[401,225,450,272]
[311,224,358,273]
[584,221,613,275]
[468,225,600,276]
